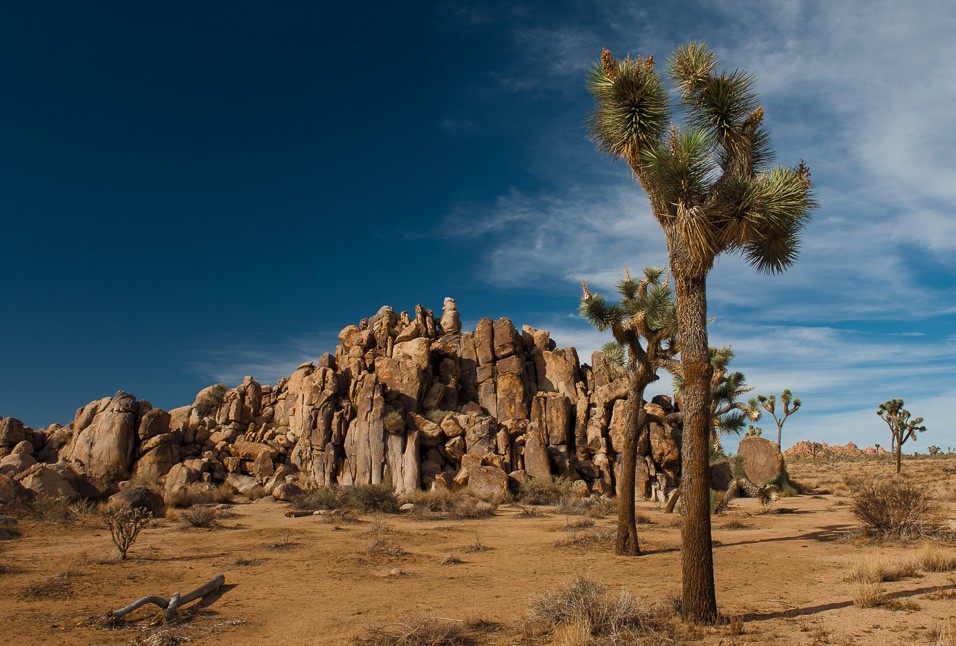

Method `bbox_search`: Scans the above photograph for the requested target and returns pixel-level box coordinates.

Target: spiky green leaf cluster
[587,43,816,276]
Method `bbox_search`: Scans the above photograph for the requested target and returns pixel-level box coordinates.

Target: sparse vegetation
[165,483,233,508]
[516,476,573,505]
[383,410,404,434]
[354,614,487,646]
[525,575,675,642]
[294,483,399,514]
[179,505,220,528]
[877,398,927,474]
[851,479,942,539]
[401,489,496,520]
[366,538,407,559]
[104,506,153,560]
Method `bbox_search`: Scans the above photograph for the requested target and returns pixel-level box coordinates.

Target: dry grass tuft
[354,614,495,645]
[178,505,219,528]
[917,544,956,573]
[18,571,77,601]
[552,529,615,549]
[932,616,956,646]
[525,575,677,643]
[366,539,407,558]
[852,579,886,608]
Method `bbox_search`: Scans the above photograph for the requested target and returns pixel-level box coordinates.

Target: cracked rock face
[0,299,701,505]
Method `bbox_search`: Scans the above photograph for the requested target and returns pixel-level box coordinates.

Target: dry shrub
[459,533,490,553]
[517,476,573,505]
[178,505,219,528]
[932,616,956,646]
[439,554,463,565]
[165,483,233,508]
[847,556,919,584]
[525,575,674,643]
[555,496,615,518]
[851,479,942,539]
[18,572,76,601]
[104,507,152,560]
[402,490,495,520]
[718,518,750,530]
[22,494,91,525]
[353,614,477,646]
[294,483,398,513]
[364,518,395,536]
[366,539,407,558]
[852,580,886,608]
[562,518,595,532]
[918,545,956,572]
[552,529,615,549]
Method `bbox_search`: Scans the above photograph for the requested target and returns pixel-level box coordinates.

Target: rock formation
[0,301,696,504]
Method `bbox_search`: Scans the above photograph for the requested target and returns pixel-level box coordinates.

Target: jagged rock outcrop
[0,300,697,505]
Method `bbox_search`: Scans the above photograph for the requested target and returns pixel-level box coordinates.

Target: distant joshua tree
[876,398,926,474]
[581,266,679,556]
[757,389,801,449]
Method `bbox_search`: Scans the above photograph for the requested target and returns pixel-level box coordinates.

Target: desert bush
[525,575,671,643]
[24,495,74,524]
[401,489,495,520]
[294,484,398,513]
[383,410,405,434]
[517,476,572,505]
[933,616,956,646]
[366,538,407,558]
[852,579,885,608]
[165,483,233,508]
[350,483,400,513]
[851,479,942,539]
[847,556,920,584]
[18,572,76,601]
[353,614,476,646]
[104,507,152,559]
[916,544,956,572]
[179,505,219,528]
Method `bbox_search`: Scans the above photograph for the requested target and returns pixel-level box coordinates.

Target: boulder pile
[0,299,686,505]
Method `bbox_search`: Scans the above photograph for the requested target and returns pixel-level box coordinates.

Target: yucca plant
[587,43,815,623]
[581,266,679,555]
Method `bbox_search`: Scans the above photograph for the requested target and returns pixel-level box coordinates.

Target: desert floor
[1,455,954,645]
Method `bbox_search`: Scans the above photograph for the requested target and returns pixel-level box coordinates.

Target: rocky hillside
[784,441,891,460]
[1,298,690,505]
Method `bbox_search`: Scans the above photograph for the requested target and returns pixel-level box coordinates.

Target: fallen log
[102,574,225,624]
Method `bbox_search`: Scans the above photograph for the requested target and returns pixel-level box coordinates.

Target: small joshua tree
[580,266,679,556]
[105,507,153,560]
[757,389,801,449]
[876,398,926,474]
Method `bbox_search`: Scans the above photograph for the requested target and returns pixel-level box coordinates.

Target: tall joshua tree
[581,266,679,555]
[587,44,815,622]
[877,398,926,474]
[758,389,801,449]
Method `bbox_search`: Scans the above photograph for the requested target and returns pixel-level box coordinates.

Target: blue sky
[2,1,953,453]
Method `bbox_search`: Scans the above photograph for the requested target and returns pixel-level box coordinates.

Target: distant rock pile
[784,441,890,461]
[1,299,688,507]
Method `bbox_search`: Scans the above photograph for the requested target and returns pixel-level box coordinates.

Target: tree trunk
[777,423,782,450]
[615,374,645,556]
[896,438,902,474]
[673,271,718,624]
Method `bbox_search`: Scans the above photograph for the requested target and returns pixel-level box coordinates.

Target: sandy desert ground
[1,455,954,645]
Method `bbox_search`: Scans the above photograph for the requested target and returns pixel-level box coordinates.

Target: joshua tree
[757,389,801,449]
[581,266,679,556]
[674,346,761,456]
[877,398,926,474]
[587,43,815,622]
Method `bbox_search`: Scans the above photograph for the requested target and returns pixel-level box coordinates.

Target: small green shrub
[383,411,404,434]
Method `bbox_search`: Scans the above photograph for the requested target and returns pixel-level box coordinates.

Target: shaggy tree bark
[674,271,718,624]
[616,368,649,555]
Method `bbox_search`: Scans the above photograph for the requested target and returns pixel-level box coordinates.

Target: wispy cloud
[431,0,956,451]
[187,330,340,388]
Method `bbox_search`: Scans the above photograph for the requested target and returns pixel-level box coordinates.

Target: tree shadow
[718,524,855,548]
[742,584,952,622]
